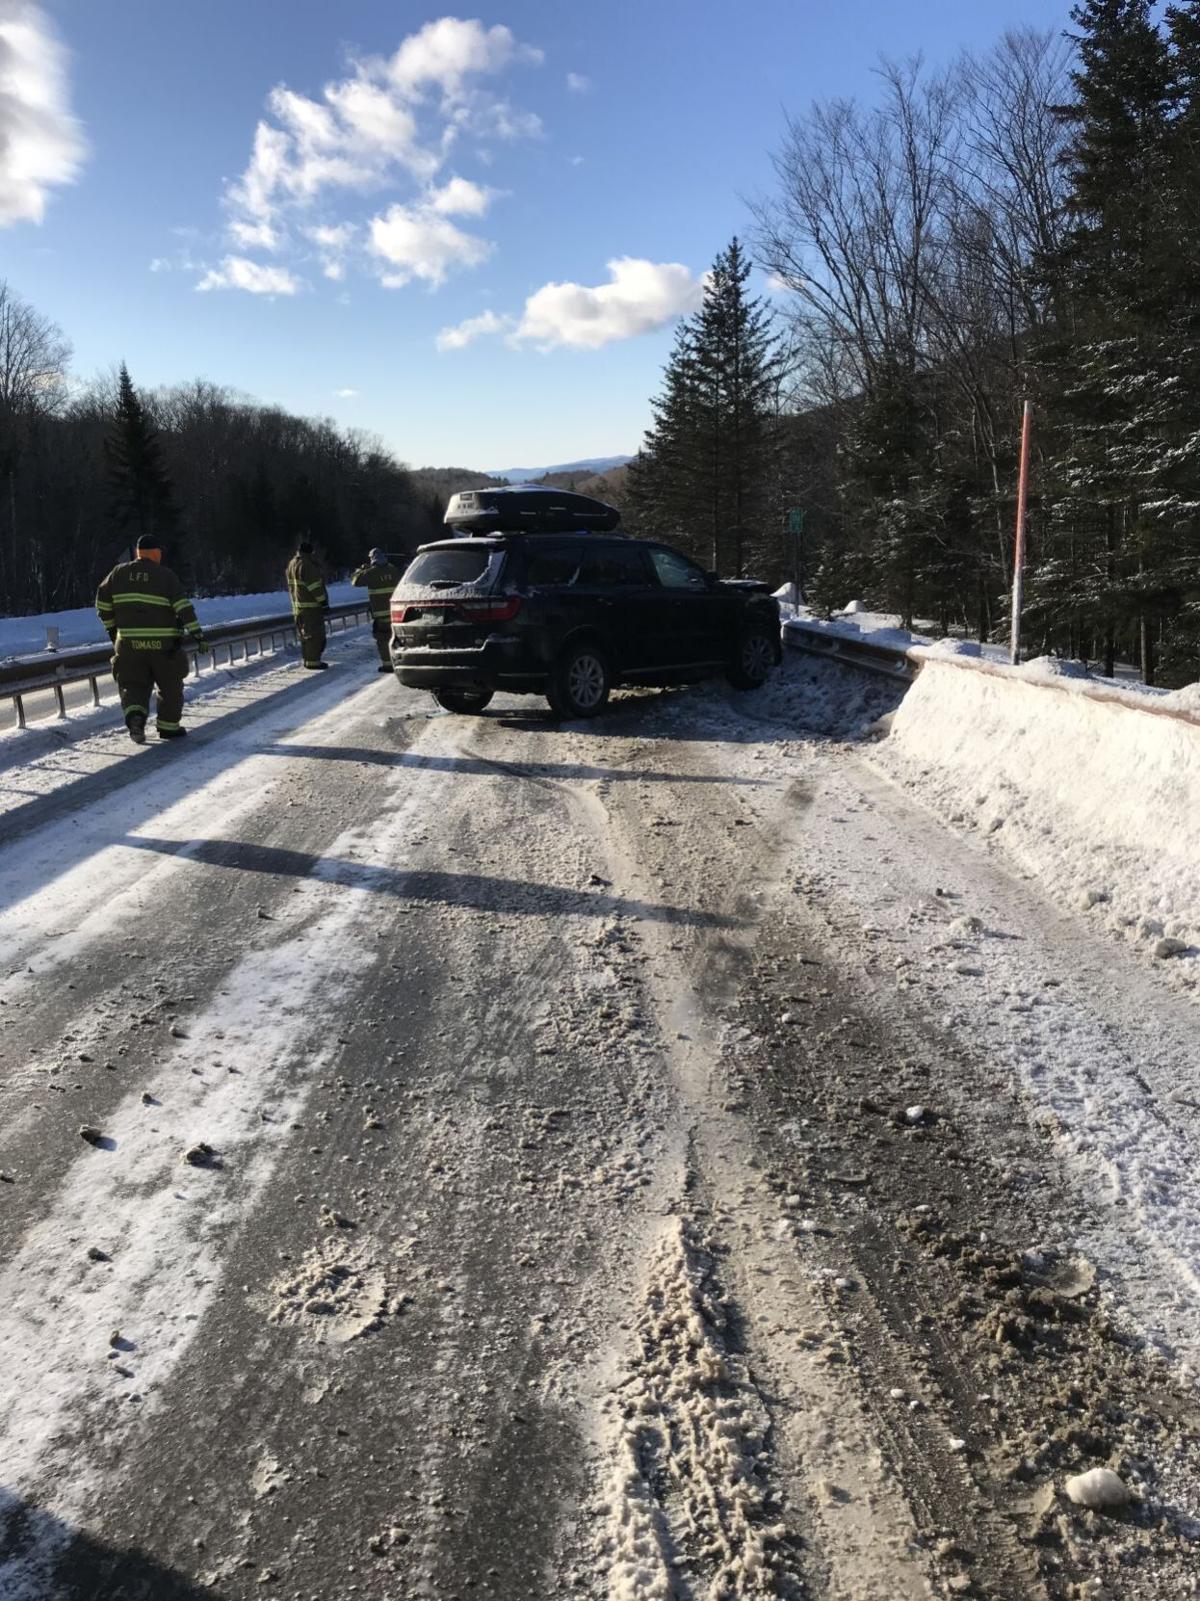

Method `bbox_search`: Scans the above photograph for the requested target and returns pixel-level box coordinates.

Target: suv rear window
[403,547,494,586]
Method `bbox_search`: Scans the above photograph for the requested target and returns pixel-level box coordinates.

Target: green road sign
[787,507,806,535]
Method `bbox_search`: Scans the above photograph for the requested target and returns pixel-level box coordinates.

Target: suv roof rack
[444,485,621,536]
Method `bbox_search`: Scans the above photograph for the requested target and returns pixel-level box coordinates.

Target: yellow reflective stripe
[116,628,180,639]
[172,597,195,612]
[292,601,324,611]
[112,591,174,607]
[124,704,149,718]
[97,604,115,615]
[157,719,183,731]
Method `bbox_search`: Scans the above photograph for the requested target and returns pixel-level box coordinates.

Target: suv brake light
[392,596,523,624]
[457,597,522,622]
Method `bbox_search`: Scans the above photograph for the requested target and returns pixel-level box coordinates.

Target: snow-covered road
[1,641,1198,1600]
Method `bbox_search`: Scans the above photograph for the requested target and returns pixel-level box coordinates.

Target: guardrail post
[54,682,66,719]
[15,693,25,730]
[90,675,100,707]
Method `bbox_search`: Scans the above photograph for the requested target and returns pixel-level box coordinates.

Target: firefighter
[350,546,403,673]
[95,535,208,745]
[286,541,330,669]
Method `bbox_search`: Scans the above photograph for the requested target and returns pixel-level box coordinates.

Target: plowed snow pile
[876,655,1200,967]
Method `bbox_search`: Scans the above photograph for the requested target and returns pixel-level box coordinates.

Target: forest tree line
[629,2,1200,685]
[0,283,443,617]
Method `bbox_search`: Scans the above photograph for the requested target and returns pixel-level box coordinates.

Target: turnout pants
[371,616,391,665]
[295,611,326,665]
[112,641,187,731]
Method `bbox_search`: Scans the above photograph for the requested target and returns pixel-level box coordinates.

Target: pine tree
[691,239,782,573]
[627,239,782,575]
[1036,0,1173,674]
[626,326,706,552]
[105,362,177,549]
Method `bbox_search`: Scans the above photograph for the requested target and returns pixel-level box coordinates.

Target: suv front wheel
[432,687,494,714]
[727,628,776,691]
[548,641,611,719]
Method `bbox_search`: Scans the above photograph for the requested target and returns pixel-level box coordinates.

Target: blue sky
[4,0,1073,469]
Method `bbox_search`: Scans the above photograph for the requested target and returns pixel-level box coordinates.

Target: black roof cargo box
[445,484,621,535]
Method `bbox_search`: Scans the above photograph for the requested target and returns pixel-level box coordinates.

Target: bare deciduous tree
[0,280,71,418]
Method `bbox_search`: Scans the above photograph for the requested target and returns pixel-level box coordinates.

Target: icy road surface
[0,638,1199,1600]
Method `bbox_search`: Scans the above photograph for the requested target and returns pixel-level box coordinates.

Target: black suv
[388,531,781,718]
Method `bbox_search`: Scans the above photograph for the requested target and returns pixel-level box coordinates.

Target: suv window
[579,547,648,587]
[649,548,708,590]
[524,547,580,587]
[404,547,493,586]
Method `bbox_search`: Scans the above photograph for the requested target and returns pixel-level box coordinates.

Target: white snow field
[0,582,358,660]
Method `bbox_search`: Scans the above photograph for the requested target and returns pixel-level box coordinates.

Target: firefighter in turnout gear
[286,541,330,669]
[351,547,402,672]
[95,536,208,745]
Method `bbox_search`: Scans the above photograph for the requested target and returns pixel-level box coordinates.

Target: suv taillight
[393,597,522,624]
[457,597,522,622]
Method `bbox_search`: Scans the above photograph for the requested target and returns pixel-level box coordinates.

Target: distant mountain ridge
[483,455,633,482]
[408,457,634,520]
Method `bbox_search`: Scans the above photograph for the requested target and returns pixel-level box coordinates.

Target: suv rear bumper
[390,636,546,692]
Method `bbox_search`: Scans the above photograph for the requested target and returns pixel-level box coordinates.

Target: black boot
[158,726,188,740]
[303,661,330,671]
[127,713,147,746]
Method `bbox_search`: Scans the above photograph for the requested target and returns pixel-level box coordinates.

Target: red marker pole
[1010,399,1032,665]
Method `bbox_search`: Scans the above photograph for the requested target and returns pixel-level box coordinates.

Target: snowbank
[877,655,1200,957]
[0,583,358,661]
[784,606,926,654]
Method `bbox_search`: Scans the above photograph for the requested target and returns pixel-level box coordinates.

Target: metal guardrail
[1,601,371,730]
[784,617,1200,733]
[783,619,920,681]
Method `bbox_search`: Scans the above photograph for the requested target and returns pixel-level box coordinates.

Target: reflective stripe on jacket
[350,561,402,620]
[286,554,329,614]
[95,559,202,647]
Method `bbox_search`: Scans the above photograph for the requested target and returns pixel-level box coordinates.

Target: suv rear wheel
[548,641,611,719]
[727,628,776,691]
[432,687,494,715]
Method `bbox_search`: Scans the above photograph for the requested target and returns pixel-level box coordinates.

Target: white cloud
[427,175,492,216]
[305,220,355,279]
[333,387,358,397]
[369,203,492,287]
[566,72,590,93]
[307,222,355,249]
[228,216,281,251]
[195,256,302,295]
[0,1,86,225]
[436,309,512,350]
[221,16,540,256]
[432,258,705,352]
[385,18,542,97]
[512,258,704,350]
